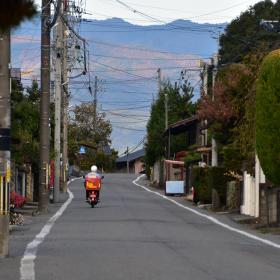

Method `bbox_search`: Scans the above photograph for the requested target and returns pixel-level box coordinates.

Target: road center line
[133,174,280,250]
[19,178,78,280]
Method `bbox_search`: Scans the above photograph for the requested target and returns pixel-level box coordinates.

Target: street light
[260,20,280,33]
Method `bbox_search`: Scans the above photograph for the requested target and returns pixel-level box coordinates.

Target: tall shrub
[256,49,280,185]
[192,167,232,205]
[192,167,211,203]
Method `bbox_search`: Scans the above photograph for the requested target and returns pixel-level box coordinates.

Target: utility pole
[126,147,129,174]
[165,92,170,159]
[62,1,69,193]
[38,0,51,212]
[54,10,63,203]
[211,54,218,167]
[165,93,168,130]
[157,68,162,97]
[201,61,208,148]
[94,75,98,128]
[0,30,11,258]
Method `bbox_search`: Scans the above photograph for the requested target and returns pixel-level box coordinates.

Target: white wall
[241,155,266,218]
[241,172,256,216]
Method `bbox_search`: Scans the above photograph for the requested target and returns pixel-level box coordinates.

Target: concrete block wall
[259,185,280,224]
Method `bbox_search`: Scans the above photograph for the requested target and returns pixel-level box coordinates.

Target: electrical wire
[113,126,146,132]
[90,53,207,61]
[90,59,158,80]
[97,0,252,20]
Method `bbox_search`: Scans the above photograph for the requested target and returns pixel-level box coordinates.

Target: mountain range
[11,16,226,153]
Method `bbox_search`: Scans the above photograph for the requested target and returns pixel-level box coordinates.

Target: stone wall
[151,160,164,189]
[259,184,280,225]
[226,181,241,211]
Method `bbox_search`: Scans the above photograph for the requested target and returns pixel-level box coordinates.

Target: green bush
[207,167,231,205]
[256,49,280,185]
[192,166,232,205]
[184,150,201,164]
[192,167,211,203]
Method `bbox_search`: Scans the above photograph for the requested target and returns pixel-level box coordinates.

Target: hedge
[256,49,280,185]
[192,167,211,203]
[192,166,232,205]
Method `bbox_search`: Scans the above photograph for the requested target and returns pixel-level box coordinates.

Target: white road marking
[20,178,78,280]
[133,175,280,249]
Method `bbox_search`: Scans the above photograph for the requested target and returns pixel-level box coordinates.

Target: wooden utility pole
[0,29,11,258]
[38,0,51,212]
[54,11,63,203]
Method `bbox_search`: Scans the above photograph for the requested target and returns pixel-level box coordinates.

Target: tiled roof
[116,148,145,163]
[164,115,198,136]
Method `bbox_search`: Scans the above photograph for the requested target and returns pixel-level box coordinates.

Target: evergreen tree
[145,78,196,168]
[11,80,41,169]
[0,0,37,30]
[219,0,280,65]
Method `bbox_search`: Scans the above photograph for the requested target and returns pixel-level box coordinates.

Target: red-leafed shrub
[10,192,26,208]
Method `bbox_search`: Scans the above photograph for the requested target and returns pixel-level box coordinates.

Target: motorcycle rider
[85,165,102,201]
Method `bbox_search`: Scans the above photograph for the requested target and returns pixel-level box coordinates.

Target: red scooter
[84,174,103,208]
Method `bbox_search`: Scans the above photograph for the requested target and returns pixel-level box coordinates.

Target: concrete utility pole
[165,93,168,130]
[201,61,208,147]
[165,93,170,159]
[211,54,218,167]
[62,5,69,193]
[126,147,129,174]
[0,30,11,258]
[38,0,51,212]
[157,68,162,97]
[94,75,98,128]
[54,12,63,203]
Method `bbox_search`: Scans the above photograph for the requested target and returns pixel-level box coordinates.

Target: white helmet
[91,165,97,172]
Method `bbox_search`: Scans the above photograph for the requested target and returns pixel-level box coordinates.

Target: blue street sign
[79,146,86,154]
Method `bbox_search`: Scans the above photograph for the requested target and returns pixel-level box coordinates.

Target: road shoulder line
[133,174,280,250]
[19,178,78,280]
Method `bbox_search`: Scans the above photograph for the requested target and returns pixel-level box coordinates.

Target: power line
[97,0,252,20]
[113,126,146,132]
[90,53,207,61]
[91,66,203,73]
[90,59,158,80]
[87,39,184,55]
[101,105,150,111]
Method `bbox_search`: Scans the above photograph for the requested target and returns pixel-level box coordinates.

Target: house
[163,115,212,163]
[151,115,206,189]
[116,149,145,174]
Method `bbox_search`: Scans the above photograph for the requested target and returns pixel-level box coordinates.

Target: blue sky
[31,0,269,153]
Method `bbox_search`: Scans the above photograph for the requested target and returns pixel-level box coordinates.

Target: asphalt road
[1,173,280,280]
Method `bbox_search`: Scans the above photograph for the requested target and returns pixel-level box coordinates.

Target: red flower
[10,192,26,208]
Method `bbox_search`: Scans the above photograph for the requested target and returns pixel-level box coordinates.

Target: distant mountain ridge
[12,16,225,74]
[80,17,225,56]
[11,17,226,152]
